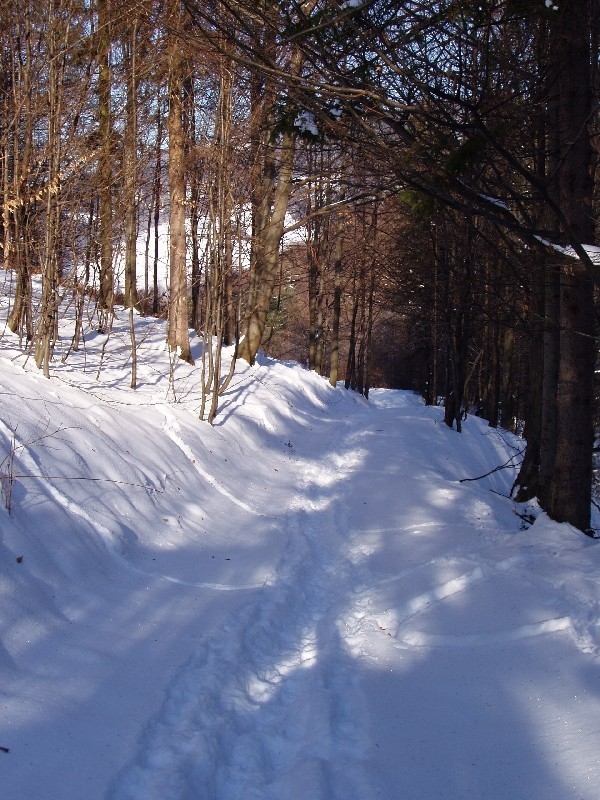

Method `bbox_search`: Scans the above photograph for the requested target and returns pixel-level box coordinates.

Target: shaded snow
[1,278,600,799]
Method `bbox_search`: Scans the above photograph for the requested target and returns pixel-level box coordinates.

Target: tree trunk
[97,0,113,329]
[499,324,515,431]
[183,71,202,334]
[34,1,64,376]
[537,258,560,509]
[5,13,33,341]
[363,268,375,398]
[238,127,297,364]
[548,265,594,531]
[152,102,162,317]
[166,0,193,363]
[547,0,595,532]
[123,19,139,310]
[444,316,466,432]
[514,19,560,504]
[345,272,359,390]
[237,4,316,364]
[512,281,544,502]
[199,54,237,423]
[483,322,500,428]
[328,201,344,387]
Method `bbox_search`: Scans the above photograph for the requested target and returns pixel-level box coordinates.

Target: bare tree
[122,15,141,311]
[95,0,114,330]
[166,0,193,363]
[3,2,35,342]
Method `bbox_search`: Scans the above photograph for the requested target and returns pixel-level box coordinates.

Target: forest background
[0,0,598,532]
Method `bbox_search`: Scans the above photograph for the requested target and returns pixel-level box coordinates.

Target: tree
[237,34,299,365]
[199,49,239,422]
[166,0,193,363]
[3,2,35,342]
[121,14,141,311]
[545,0,596,532]
[96,0,114,329]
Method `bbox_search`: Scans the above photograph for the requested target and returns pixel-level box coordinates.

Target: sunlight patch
[427,486,459,508]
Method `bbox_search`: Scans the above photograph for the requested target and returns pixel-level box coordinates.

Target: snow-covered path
[109,390,600,800]
[3,326,600,799]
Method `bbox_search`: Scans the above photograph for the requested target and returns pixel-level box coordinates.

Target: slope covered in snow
[1,282,600,799]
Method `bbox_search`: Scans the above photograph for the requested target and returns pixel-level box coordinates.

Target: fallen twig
[459,453,523,483]
[10,474,162,492]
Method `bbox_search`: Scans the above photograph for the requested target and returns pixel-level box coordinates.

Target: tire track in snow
[496,556,600,658]
[398,616,573,648]
[109,437,373,800]
[354,533,581,652]
[338,473,589,655]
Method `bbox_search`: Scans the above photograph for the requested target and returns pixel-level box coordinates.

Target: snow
[2,278,600,799]
[533,238,600,265]
[294,111,319,138]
